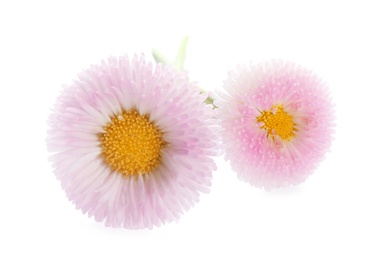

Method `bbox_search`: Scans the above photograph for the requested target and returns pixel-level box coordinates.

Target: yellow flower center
[256,105,296,141]
[99,109,165,176]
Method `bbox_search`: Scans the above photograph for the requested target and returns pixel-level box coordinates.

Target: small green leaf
[152,48,170,65]
[172,36,189,71]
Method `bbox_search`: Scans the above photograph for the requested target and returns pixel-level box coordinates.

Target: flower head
[47,54,218,229]
[215,60,335,189]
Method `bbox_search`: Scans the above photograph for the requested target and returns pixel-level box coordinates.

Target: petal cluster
[47,55,219,229]
[215,60,335,189]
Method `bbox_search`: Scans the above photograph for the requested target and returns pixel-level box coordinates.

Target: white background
[1,0,375,259]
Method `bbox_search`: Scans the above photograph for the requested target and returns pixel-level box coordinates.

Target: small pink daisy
[47,54,218,229]
[215,60,335,189]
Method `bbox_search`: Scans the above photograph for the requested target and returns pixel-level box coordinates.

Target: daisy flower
[215,60,335,189]
[47,54,218,229]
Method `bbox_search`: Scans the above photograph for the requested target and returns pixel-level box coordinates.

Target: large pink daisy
[47,54,218,229]
[215,60,335,189]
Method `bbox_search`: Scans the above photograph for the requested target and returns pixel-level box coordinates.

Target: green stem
[152,37,216,108]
